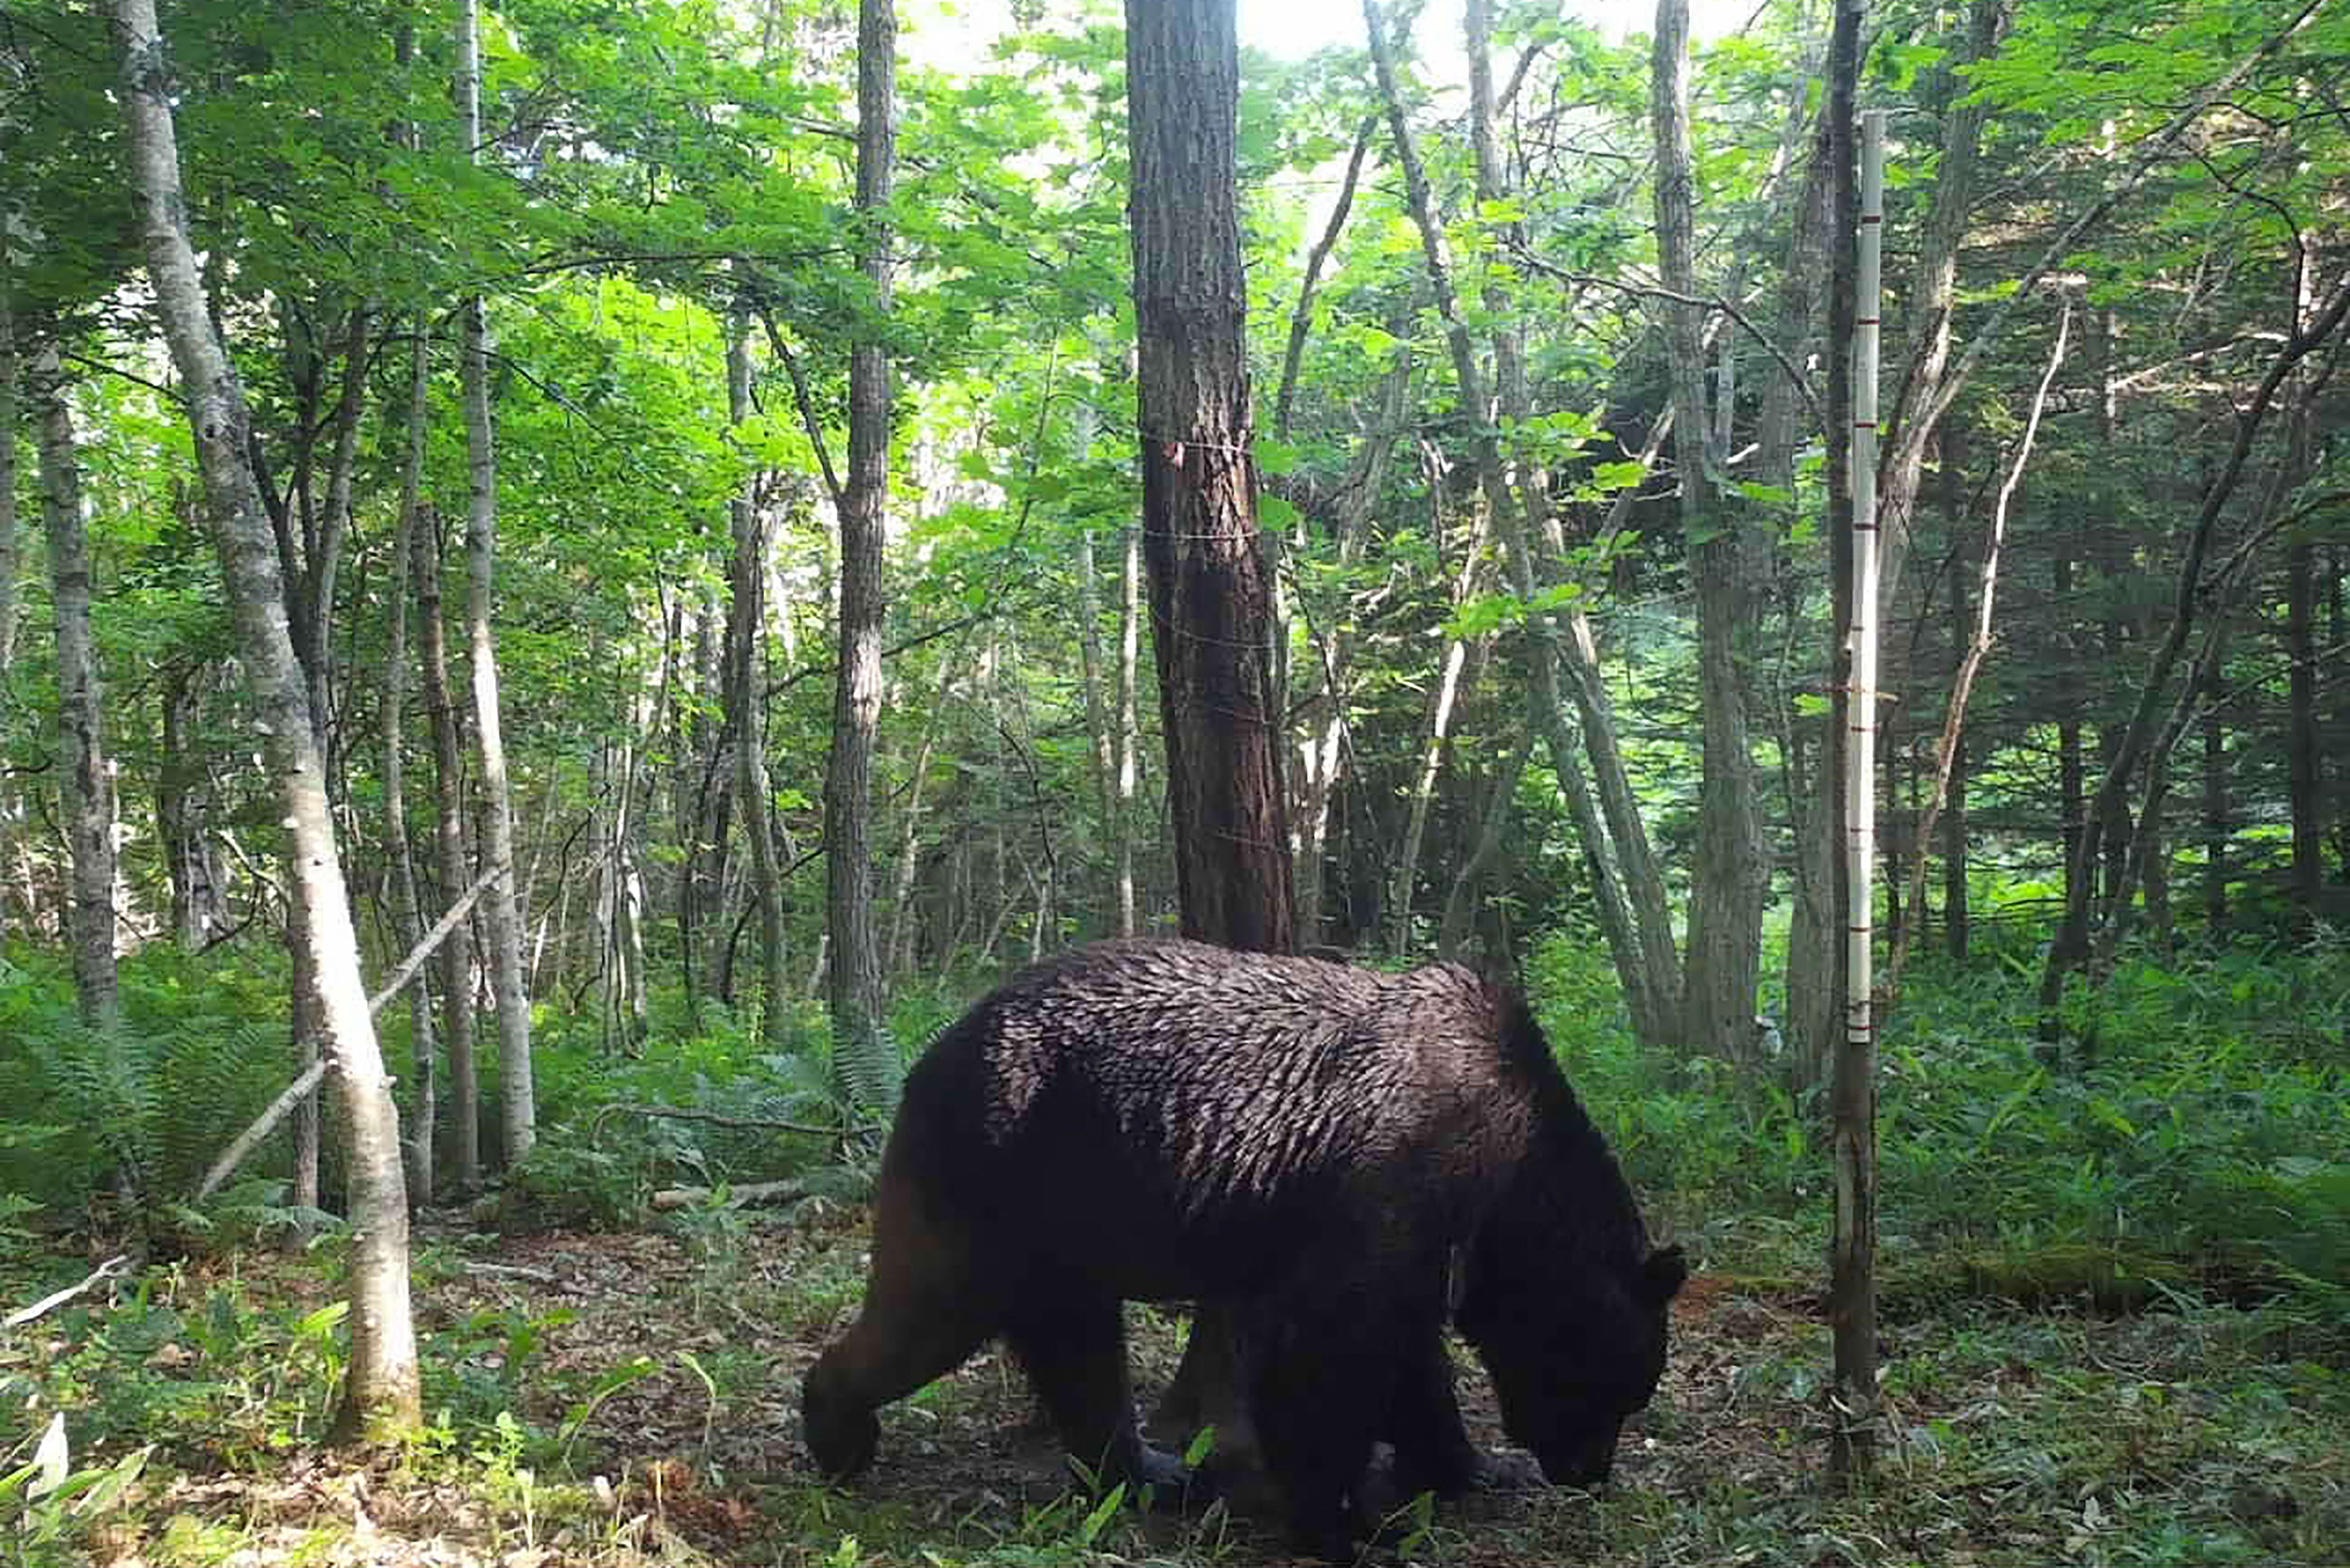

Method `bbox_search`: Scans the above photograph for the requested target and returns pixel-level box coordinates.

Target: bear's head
[1458,1240,1687,1486]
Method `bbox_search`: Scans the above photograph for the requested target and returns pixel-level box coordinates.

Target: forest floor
[16,1206,2349,1568]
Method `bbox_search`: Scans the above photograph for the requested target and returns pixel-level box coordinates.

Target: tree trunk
[0,286,19,933]
[1788,0,2010,1087]
[412,502,478,1190]
[1824,8,1879,1473]
[386,318,437,1201]
[825,0,896,1115]
[1369,0,1676,1042]
[1127,0,1297,1470]
[459,0,535,1165]
[727,315,791,1047]
[1654,0,1766,1063]
[115,0,418,1440]
[34,345,120,1032]
[1127,0,1296,956]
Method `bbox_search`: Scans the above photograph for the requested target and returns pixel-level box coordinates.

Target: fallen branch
[457,1260,560,1285]
[195,1060,329,1202]
[192,866,501,1206]
[649,1179,813,1211]
[587,1101,857,1147]
[6,1254,131,1327]
[369,863,498,1015]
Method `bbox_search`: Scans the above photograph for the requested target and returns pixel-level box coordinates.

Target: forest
[1,0,2346,1562]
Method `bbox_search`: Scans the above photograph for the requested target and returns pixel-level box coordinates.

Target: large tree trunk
[727,315,791,1047]
[459,0,535,1165]
[1653,0,1766,1062]
[825,0,896,1116]
[34,345,119,1033]
[115,0,418,1441]
[1127,0,1295,957]
[1127,0,1296,1476]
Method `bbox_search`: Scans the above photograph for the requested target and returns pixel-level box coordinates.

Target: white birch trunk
[459,0,534,1164]
[114,0,418,1438]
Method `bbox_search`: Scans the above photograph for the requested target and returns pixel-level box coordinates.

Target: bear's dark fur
[802,938,1685,1559]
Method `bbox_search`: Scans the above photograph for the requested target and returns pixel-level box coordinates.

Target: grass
[4,924,2345,1562]
[3,1206,2344,1567]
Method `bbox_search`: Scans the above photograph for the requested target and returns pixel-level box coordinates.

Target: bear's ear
[1642,1244,1689,1305]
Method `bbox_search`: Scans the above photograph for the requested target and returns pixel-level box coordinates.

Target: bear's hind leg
[1242,1304,1396,1562]
[1003,1294,1186,1498]
[803,1176,998,1478]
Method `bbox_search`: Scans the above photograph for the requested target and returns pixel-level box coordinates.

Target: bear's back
[888,940,1530,1298]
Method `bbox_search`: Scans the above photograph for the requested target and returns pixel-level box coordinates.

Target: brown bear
[801,938,1685,1560]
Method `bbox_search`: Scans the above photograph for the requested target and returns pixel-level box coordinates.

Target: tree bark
[412,501,479,1190]
[0,286,18,933]
[385,317,437,1201]
[825,0,897,1114]
[459,0,535,1164]
[113,0,418,1441]
[727,314,791,1047]
[33,345,120,1032]
[1653,0,1766,1062]
[1127,0,1296,956]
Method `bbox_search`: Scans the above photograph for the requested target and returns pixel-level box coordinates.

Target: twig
[5,1255,131,1327]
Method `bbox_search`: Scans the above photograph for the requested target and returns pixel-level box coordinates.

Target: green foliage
[1535,918,2349,1339]
[0,946,323,1230]
[0,1416,151,1568]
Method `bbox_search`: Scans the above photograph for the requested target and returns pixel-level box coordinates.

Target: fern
[830,1015,904,1128]
[44,1024,165,1196]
